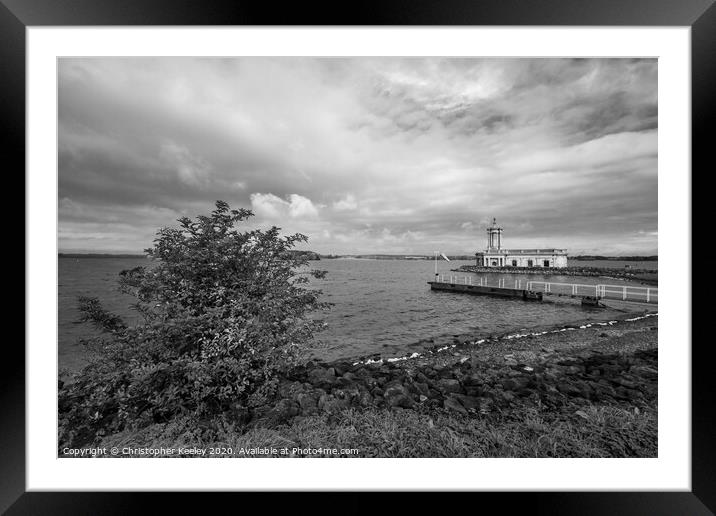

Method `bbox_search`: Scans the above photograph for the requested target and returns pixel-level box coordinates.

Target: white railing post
[623,286,627,300]
[646,289,650,303]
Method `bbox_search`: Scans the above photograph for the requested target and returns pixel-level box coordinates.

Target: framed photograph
[10,0,711,512]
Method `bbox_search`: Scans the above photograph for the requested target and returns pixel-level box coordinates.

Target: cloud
[58,57,658,255]
[159,140,211,187]
[333,194,358,211]
[250,193,320,220]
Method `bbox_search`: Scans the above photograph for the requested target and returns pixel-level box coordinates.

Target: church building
[475,218,568,268]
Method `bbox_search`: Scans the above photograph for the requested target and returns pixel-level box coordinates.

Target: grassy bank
[88,315,658,458]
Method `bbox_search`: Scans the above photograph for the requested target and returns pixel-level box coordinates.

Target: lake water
[58,256,652,373]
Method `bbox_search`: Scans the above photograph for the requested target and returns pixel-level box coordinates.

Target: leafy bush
[59,201,328,448]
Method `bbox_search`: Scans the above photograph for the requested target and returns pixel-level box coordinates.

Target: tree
[59,201,328,447]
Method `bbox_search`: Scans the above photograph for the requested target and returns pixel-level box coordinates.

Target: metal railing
[432,275,658,304]
[595,284,658,303]
[527,281,657,304]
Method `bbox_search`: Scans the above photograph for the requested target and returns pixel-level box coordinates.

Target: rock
[412,382,430,397]
[266,399,300,423]
[630,365,658,379]
[296,391,320,413]
[465,386,484,397]
[559,365,583,375]
[278,380,306,398]
[501,379,519,391]
[332,382,361,401]
[611,377,638,389]
[600,364,622,376]
[384,380,408,398]
[501,391,515,402]
[318,394,350,413]
[332,363,348,376]
[574,381,593,399]
[308,367,337,388]
[424,367,438,379]
[557,382,584,397]
[419,395,428,403]
[358,391,374,407]
[592,382,616,399]
[462,373,483,387]
[227,404,252,425]
[415,371,430,384]
[451,394,481,411]
[428,388,442,400]
[387,393,415,408]
[437,368,456,379]
[342,372,358,382]
[437,378,462,394]
[444,397,467,414]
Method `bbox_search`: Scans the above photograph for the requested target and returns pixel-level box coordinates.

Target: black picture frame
[6,0,711,513]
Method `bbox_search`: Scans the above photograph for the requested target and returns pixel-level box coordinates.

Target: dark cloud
[58,58,657,255]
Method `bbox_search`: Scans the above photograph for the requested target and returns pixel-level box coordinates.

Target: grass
[97,403,657,458]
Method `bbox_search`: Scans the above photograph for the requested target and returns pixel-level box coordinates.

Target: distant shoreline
[59,253,147,259]
[59,252,658,261]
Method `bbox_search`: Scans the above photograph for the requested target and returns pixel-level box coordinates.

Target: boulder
[307,367,337,388]
[443,397,467,414]
[278,380,306,398]
[318,394,350,413]
[557,382,584,397]
[462,373,483,387]
[451,394,481,412]
[358,391,374,407]
[415,371,430,384]
[266,399,300,424]
[383,380,408,398]
[437,378,463,394]
[332,382,362,402]
[413,382,430,397]
[296,391,320,411]
[465,386,484,397]
[387,393,416,409]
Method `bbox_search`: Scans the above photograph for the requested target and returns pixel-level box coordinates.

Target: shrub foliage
[59,201,328,447]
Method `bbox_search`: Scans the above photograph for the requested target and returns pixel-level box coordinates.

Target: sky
[58,58,658,255]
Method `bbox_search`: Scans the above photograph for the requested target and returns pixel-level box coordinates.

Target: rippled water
[58,256,648,372]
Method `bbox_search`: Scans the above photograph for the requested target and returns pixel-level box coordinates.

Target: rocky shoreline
[453,265,658,285]
[248,313,658,429]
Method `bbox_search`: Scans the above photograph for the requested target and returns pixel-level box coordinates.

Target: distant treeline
[60,251,323,261]
[59,253,146,259]
[287,250,321,260]
[60,252,656,262]
[319,254,475,260]
[569,255,658,261]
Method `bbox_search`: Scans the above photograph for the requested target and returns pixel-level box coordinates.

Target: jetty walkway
[430,274,658,305]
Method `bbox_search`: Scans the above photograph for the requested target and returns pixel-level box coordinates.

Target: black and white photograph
[56,56,660,459]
